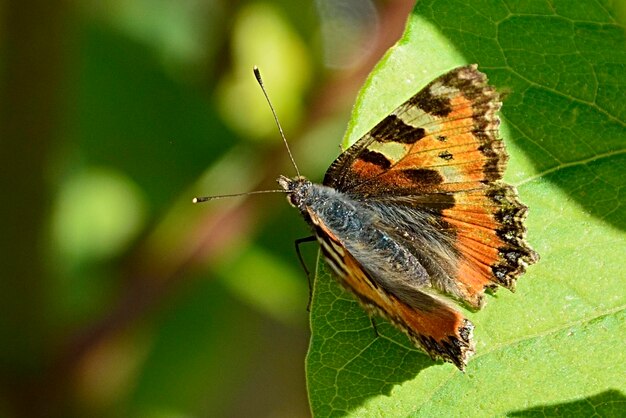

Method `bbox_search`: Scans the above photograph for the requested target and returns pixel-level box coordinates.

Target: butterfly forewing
[324,64,537,308]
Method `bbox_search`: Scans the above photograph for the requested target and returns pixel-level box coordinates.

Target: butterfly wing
[309,208,474,370]
[324,65,538,308]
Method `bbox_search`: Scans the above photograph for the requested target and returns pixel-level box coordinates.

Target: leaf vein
[515,148,626,186]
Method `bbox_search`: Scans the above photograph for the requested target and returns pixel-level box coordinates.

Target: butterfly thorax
[278,174,435,297]
[278,175,365,234]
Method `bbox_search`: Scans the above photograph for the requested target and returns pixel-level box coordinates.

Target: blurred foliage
[1,0,381,416]
[217,2,312,139]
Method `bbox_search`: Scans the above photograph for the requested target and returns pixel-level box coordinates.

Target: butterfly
[276,65,539,370]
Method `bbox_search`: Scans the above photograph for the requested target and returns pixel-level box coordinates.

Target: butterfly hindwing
[309,207,474,369]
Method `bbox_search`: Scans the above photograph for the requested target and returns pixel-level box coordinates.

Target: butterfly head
[277,175,313,211]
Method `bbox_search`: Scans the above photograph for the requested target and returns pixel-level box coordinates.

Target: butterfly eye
[287,193,299,208]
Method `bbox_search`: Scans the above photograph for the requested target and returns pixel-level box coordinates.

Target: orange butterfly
[277,65,538,370]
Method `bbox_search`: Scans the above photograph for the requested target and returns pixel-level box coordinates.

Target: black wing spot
[401,168,444,186]
[438,151,454,161]
[358,150,391,169]
[370,115,426,144]
[409,89,452,117]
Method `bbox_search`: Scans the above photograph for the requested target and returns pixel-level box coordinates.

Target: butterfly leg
[370,317,380,339]
[295,235,316,311]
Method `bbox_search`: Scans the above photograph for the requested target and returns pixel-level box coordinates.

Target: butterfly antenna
[253,66,301,177]
[192,189,287,204]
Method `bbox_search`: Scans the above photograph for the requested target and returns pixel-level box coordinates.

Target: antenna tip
[193,196,210,203]
[253,66,262,84]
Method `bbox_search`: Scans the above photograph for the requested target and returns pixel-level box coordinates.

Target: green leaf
[306,1,626,416]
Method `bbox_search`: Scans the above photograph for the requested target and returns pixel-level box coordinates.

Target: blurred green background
[0,0,415,416]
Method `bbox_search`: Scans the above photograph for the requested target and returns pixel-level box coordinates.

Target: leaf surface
[306,1,626,416]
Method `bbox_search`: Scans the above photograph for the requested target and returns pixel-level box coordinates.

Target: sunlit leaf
[307,1,626,416]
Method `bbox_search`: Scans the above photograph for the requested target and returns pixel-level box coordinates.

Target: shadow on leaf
[507,389,626,417]
[416,0,626,232]
[306,263,439,416]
